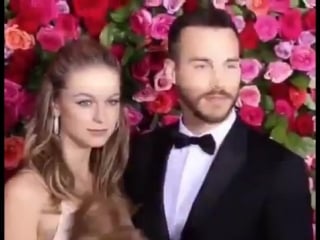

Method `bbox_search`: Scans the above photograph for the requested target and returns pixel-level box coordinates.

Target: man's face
[167,26,241,124]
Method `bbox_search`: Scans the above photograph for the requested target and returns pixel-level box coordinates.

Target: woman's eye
[77,100,92,107]
[108,99,120,106]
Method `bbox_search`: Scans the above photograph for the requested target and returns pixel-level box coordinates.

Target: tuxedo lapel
[182,117,248,237]
[138,123,178,240]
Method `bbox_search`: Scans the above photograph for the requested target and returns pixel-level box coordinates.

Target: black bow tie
[172,132,216,155]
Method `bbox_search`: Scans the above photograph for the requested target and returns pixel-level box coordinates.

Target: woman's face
[54,65,121,148]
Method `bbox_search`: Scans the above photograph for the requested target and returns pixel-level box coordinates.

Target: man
[124,7,313,240]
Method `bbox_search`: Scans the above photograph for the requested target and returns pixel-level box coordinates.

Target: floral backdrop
[4,0,316,236]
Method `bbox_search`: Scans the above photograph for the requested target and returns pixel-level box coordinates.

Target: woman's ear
[163,58,176,85]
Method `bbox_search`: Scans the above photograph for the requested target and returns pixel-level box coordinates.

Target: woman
[5,38,136,240]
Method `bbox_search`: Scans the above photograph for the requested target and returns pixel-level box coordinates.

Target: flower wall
[4,0,316,233]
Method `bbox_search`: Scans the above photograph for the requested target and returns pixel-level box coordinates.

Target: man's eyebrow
[188,57,212,63]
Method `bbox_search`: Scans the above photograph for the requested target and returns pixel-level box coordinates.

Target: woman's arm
[5,171,48,240]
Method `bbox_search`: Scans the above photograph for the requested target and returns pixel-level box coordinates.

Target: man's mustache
[198,89,234,100]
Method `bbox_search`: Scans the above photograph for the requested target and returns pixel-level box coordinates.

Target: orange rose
[5,136,25,170]
[5,24,35,50]
[247,0,270,16]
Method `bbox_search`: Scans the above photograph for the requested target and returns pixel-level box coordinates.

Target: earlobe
[164,58,176,84]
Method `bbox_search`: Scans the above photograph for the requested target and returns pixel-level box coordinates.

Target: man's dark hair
[168,7,239,60]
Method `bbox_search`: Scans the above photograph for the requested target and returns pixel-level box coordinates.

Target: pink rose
[54,14,80,41]
[254,15,279,42]
[310,89,316,102]
[56,0,70,14]
[240,58,262,83]
[232,15,246,33]
[279,9,303,41]
[150,14,175,40]
[132,55,150,83]
[163,0,186,14]
[212,0,228,9]
[161,114,179,126]
[239,85,261,107]
[290,45,315,72]
[154,68,173,91]
[124,106,143,126]
[130,8,152,36]
[132,84,157,102]
[239,105,265,127]
[275,99,294,119]
[235,0,246,5]
[269,0,290,13]
[144,0,162,7]
[264,61,293,83]
[36,26,65,52]
[298,31,316,46]
[302,0,316,8]
[274,41,293,59]
[5,79,22,103]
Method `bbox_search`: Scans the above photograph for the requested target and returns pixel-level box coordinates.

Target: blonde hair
[24,37,130,201]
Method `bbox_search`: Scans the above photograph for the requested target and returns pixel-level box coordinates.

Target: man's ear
[163,58,176,84]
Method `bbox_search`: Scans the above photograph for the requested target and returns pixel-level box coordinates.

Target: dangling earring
[53,115,60,135]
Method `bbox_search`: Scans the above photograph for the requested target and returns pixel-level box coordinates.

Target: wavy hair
[24,37,130,201]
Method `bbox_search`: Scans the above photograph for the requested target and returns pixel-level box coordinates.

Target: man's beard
[177,86,239,124]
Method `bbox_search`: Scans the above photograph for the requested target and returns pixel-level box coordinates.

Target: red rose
[5,136,24,170]
[132,55,151,83]
[5,49,36,85]
[55,14,80,41]
[72,0,110,37]
[83,17,107,38]
[279,9,303,41]
[149,51,167,72]
[289,87,307,109]
[109,0,130,10]
[303,8,315,32]
[146,90,177,114]
[5,102,19,134]
[269,82,289,101]
[162,115,179,126]
[130,9,152,36]
[183,0,199,13]
[293,113,314,137]
[239,105,265,127]
[239,22,259,50]
[110,44,125,62]
[10,0,58,34]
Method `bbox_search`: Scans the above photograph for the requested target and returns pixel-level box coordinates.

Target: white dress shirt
[163,110,236,240]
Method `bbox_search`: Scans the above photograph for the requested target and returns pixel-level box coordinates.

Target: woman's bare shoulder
[5,169,50,208]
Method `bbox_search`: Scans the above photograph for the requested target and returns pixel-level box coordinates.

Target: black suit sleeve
[265,152,313,240]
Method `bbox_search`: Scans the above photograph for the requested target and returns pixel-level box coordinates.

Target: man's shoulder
[246,126,304,165]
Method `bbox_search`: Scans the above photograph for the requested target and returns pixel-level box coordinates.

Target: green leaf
[121,46,135,65]
[304,94,316,111]
[259,46,277,62]
[296,137,316,158]
[290,74,310,90]
[284,132,302,153]
[290,0,300,8]
[261,95,274,111]
[264,113,279,130]
[242,50,259,59]
[99,23,116,47]
[231,5,243,15]
[277,116,288,129]
[270,125,287,144]
[127,32,144,45]
[109,5,132,23]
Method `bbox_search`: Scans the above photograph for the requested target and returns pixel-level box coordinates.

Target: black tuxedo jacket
[124,117,313,240]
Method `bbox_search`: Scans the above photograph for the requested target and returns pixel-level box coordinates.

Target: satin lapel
[139,123,178,240]
[182,117,248,237]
